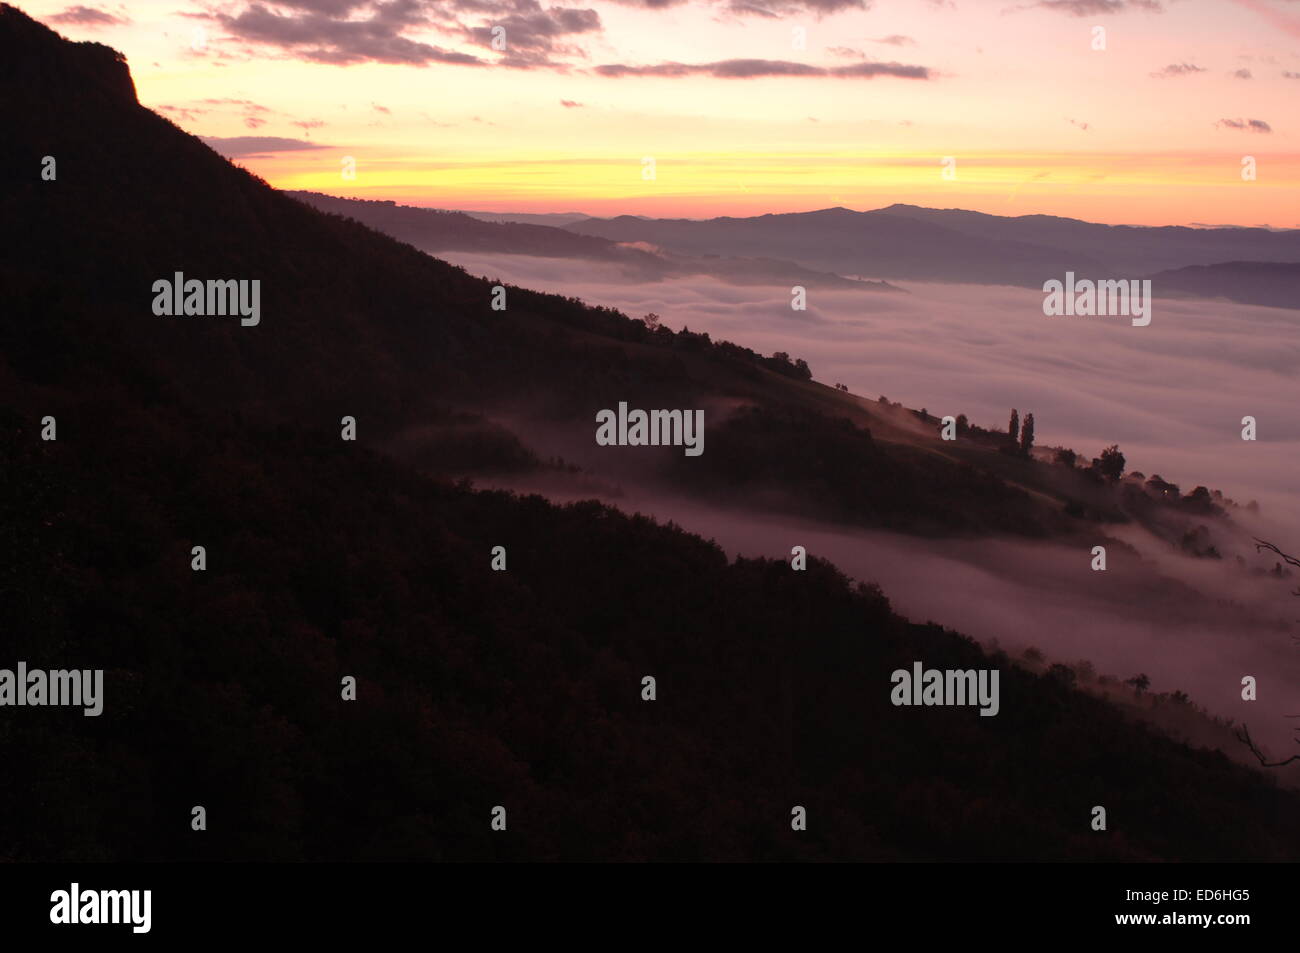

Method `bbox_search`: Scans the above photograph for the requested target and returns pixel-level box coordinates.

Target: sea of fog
[446,252,1300,524]
[444,251,1300,756]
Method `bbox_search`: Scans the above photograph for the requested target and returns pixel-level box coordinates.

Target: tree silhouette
[1095,444,1126,481]
[1008,408,1019,442]
[1126,673,1150,695]
[1047,663,1077,687]
[1020,413,1035,456]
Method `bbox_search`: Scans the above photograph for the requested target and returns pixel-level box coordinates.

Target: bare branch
[1254,538,1300,570]
[1235,722,1300,768]
[1241,541,1300,765]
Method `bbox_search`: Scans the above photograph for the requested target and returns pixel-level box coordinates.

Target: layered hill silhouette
[565,203,1300,296]
[1146,260,1300,309]
[3,3,1299,861]
[287,190,901,291]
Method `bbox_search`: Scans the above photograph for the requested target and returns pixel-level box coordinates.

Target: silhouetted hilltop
[0,4,134,106]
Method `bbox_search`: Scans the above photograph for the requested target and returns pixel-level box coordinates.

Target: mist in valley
[444,251,1300,769]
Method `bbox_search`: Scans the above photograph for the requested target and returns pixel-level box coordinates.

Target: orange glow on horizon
[27,0,1300,227]
[248,150,1300,225]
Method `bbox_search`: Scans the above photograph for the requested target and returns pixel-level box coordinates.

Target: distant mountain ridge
[288,190,900,291]
[461,209,591,227]
[564,203,1300,293]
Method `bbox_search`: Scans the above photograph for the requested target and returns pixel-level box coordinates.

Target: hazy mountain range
[564,204,1300,303]
[289,191,899,291]
[289,191,1300,308]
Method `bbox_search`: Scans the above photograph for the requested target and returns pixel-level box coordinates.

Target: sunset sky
[29,0,1300,224]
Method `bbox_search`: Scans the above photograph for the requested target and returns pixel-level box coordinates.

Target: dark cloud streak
[1216,117,1273,133]
[1032,0,1162,15]
[44,4,130,27]
[1150,63,1205,78]
[595,57,932,79]
[200,134,331,156]
[213,1,487,66]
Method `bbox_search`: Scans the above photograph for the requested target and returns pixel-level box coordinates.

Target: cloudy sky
[31,0,1300,223]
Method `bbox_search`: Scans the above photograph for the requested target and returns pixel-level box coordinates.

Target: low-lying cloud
[441,251,1300,525]
[440,250,1300,766]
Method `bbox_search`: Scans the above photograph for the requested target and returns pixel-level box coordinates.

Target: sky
[28,0,1300,224]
